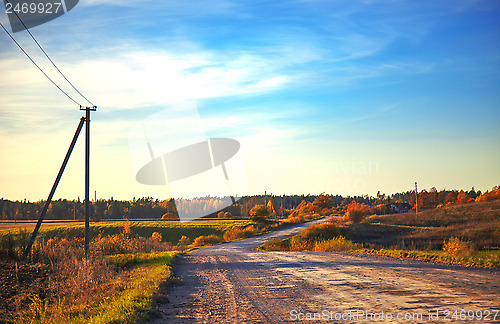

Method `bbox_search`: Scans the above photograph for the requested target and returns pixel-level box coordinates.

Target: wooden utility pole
[81,105,96,258]
[415,181,418,220]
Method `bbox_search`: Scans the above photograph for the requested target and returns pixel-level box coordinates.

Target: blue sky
[0,0,499,200]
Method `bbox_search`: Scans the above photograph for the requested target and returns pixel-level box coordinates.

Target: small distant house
[390,202,412,213]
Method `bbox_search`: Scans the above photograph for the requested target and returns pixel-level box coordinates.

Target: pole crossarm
[24,117,86,257]
[80,105,97,112]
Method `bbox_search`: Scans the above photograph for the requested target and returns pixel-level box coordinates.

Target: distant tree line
[0,186,495,221]
[0,197,177,221]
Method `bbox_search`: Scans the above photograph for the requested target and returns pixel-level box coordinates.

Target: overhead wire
[0,21,81,106]
[3,0,94,106]
[0,3,97,134]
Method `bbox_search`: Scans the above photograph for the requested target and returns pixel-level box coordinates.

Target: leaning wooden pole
[24,117,86,257]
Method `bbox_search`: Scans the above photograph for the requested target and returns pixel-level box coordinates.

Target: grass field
[0,220,85,230]
[0,219,253,247]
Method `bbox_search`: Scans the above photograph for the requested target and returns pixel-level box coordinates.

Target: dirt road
[153,219,500,323]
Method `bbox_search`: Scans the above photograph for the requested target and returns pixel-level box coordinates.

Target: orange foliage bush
[313,236,361,252]
[261,222,347,252]
[162,212,177,220]
[177,235,191,246]
[217,211,233,219]
[123,218,132,236]
[223,225,256,242]
[284,214,305,224]
[299,223,341,240]
[151,232,162,242]
[289,223,341,251]
[261,238,290,251]
[343,201,372,223]
[190,235,224,247]
[443,237,473,257]
[289,235,312,251]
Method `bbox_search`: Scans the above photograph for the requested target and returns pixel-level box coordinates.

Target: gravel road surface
[153,219,500,323]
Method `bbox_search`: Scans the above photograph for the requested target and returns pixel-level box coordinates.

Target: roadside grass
[357,248,500,268]
[86,251,178,324]
[17,251,178,324]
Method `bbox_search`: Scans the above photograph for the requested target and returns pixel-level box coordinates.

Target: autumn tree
[420,190,437,209]
[343,201,371,223]
[409,191,416,208]
[267,200,276,217]
[476,186,500,202]
[312,193,334,211]
[456,190,468,204]
[446,191,458,205]
[297,200,317,215]
[410,190,437,210]
[241,196,266,216]
[249,204,269,224]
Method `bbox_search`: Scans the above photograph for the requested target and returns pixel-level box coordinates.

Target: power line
[0,21,81,106]
[4,0,94,106]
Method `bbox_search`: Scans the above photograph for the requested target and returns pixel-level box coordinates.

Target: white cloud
[0,45,303,125]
